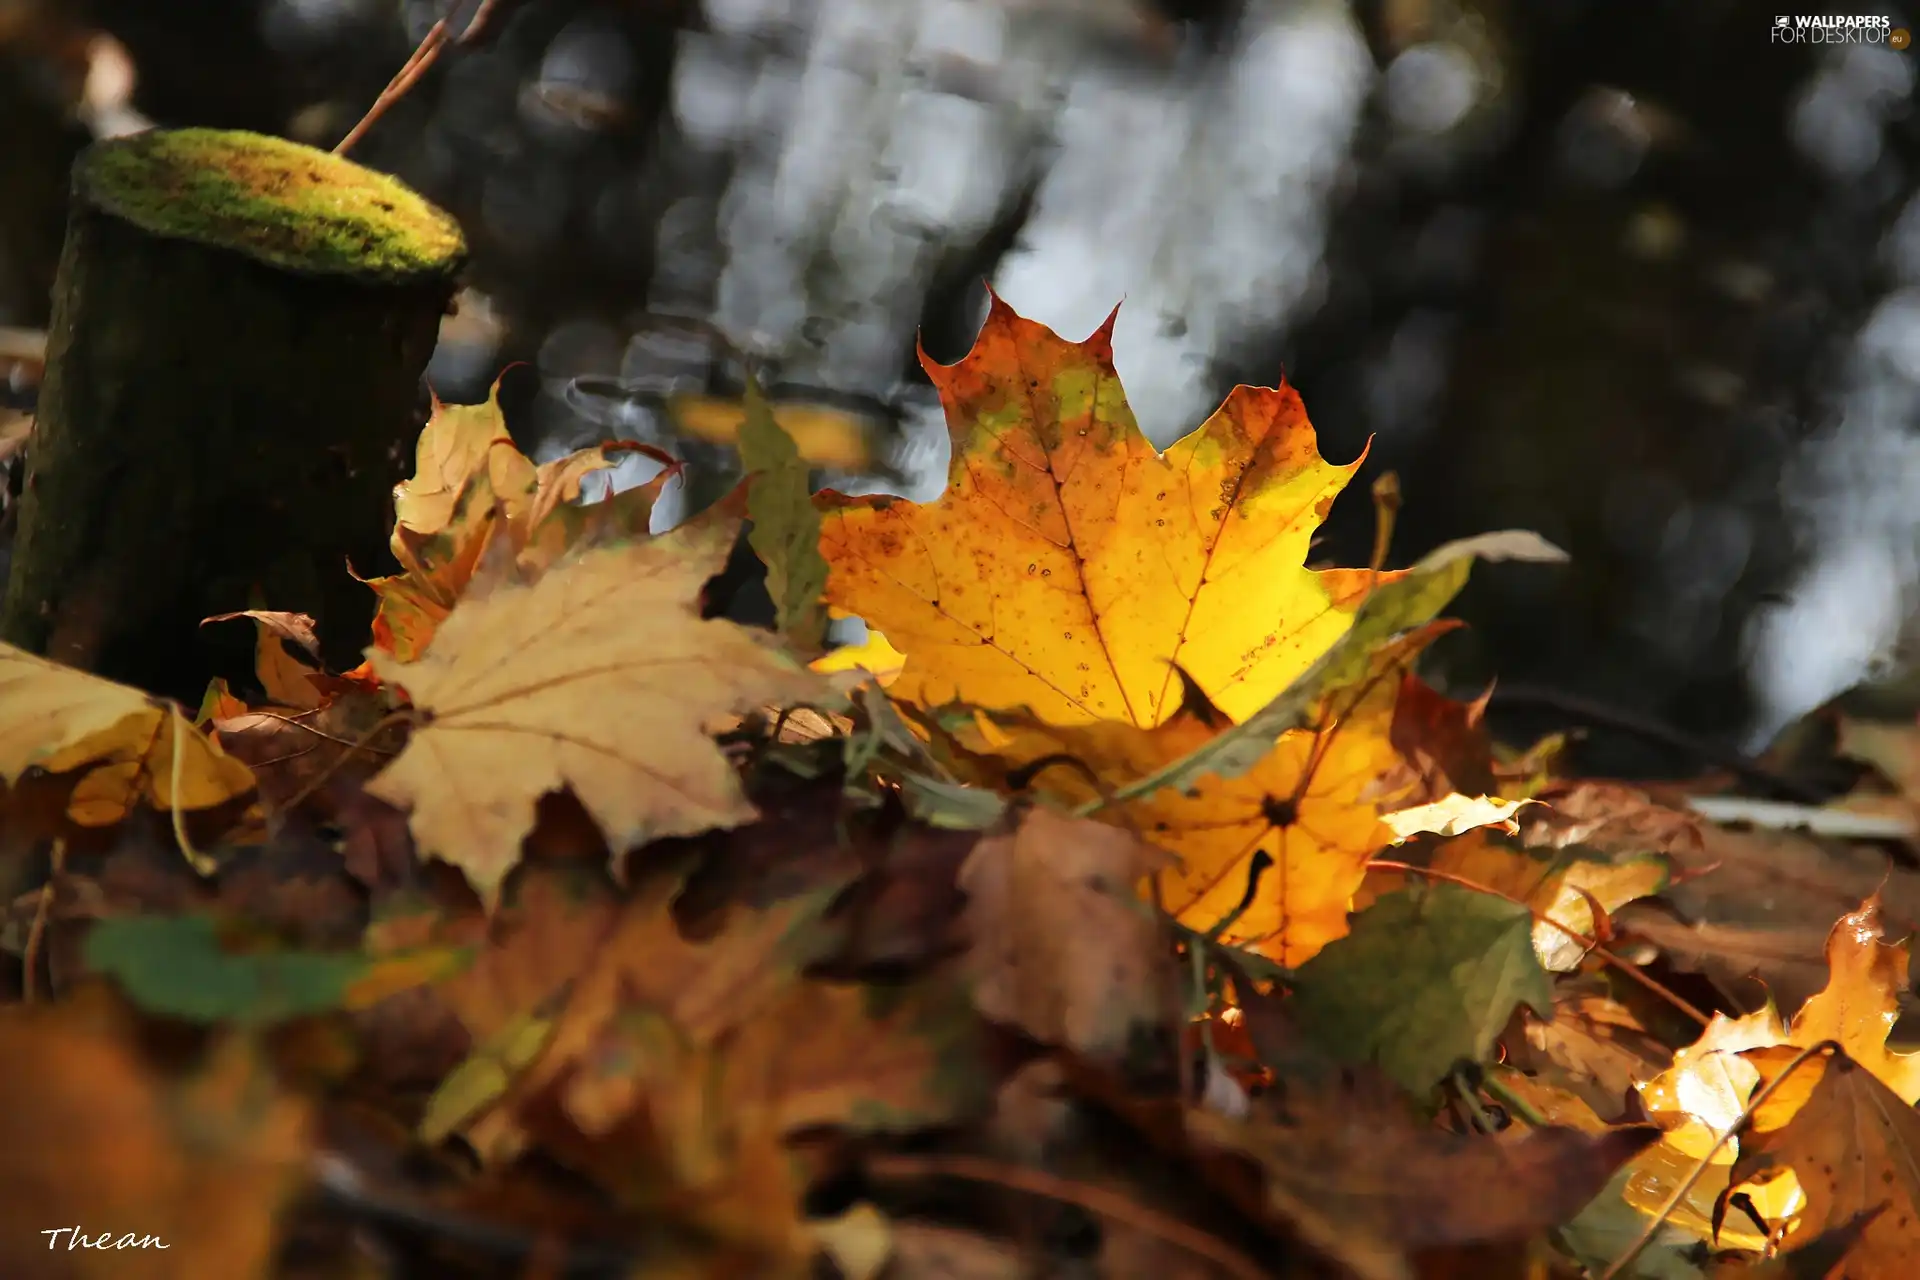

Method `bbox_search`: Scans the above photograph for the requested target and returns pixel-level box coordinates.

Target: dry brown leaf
[1073,1055,1653,1280]
[1519,990,1672,1121]
[468,872,981,1274]
[1518,781,1704,859]
[1387,673,1495,803]
[207,609,328,712]
[1732,1049,1920,1279]
[364,512,833,904]
[959,805,1177,1063]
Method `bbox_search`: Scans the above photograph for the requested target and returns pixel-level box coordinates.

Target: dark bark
[1,127,466,701]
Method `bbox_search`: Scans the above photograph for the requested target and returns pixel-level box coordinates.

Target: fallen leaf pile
[0,295,1915,1279]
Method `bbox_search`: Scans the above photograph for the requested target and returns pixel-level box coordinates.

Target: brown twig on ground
[335,19,449,157]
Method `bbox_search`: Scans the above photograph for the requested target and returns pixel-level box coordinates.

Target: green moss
[78,128,465,280]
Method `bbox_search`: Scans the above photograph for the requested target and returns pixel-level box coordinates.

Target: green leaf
[84,913,470,1027]
[740,373,829,654]
[1105,530,1566,808]
[899,773,1009,830]
[420,1009,559,1145]
[1289,882,1552,1095]
[1553,1164,1706,1280]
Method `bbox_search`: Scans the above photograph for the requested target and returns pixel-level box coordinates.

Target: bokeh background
[3,0,1917,775]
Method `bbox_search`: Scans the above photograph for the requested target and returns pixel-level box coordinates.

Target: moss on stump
[1,128,466,700]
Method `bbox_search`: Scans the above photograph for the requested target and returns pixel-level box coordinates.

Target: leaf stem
[1477,1067,1549,1129]
[1368,859,1710,1028]
[22,837,66,1003]
[1595,1040,1838,1280]
[169,708,215,876]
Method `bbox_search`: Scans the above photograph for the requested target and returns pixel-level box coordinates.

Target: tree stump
[1,128,466,701]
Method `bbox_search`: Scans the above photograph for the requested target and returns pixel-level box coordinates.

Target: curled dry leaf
[959,805,1178,1063]
[1517,780,1704,860]
[200,608,322,662]
[1378,792,1532,841]
[363,380,676,662]
[365,512,833,906]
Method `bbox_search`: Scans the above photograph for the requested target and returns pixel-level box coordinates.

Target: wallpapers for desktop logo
[1773,14,1907,46]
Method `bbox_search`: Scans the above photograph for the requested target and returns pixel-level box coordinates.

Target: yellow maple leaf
[0,643,256,829]
[817,293,1388,729]
[363,512,833,905]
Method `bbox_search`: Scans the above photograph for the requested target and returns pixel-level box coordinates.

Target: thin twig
[1369,859,1711,1027]
[867,1152,1272,1280]
[1596,1040,1838,1280]
[274,711,415,816]
[22,837,66,1004]
[335,19,449,157]
[244,709,397,752]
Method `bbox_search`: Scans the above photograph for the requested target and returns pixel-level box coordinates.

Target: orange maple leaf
[817,293,1388,729]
